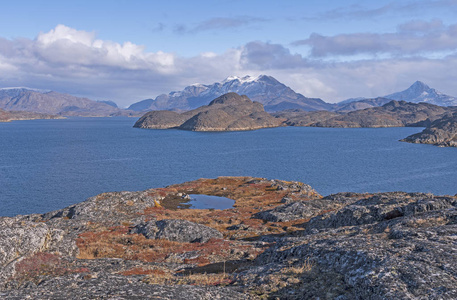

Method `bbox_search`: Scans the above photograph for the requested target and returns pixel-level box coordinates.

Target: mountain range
[1,77,456,117]
[0,88,141,117]
[129,77,457,113]
[128,75,333,112]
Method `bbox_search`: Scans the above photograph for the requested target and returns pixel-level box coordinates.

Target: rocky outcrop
[131,219,223,243]
[251,192,457,299]
[134,93,284,131]
[1,176,457,299]
[402,112,457,147]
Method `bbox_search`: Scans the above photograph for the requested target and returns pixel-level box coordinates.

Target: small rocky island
[134,93,284,131]
[1,177,457,299]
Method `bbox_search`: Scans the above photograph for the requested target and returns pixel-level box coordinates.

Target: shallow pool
[184,194,235,210]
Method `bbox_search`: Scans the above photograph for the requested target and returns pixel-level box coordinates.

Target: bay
[0,117,456,217]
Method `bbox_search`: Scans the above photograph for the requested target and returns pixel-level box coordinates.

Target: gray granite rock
[131,219,223,243]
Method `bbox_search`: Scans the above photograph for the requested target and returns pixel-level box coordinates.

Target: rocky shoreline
[401,112,457,147]
[0,109,62,122]
[1,176,456,299]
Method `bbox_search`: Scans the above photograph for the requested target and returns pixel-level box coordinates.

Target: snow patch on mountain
[128,75,332,112]
[384,81,457,106]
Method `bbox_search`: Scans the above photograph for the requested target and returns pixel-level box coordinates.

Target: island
[134,92,284,131]
[1,177,456,298]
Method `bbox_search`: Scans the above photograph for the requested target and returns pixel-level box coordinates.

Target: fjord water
[1,117,456,217]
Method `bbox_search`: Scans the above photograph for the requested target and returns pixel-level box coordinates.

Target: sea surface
[1,117,456,217]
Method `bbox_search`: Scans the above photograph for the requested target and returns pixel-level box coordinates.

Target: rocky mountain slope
[272,109,340,126]
[0,88,141,117]
[0,108,62,122]
[1,176,456,299]
[384,81,457,106]
[134,92,284,131]
[128,75,333,112]
[402,112,457,147]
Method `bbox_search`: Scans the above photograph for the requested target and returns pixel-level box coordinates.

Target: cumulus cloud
[293,21,457,57]
[33,25,175,71]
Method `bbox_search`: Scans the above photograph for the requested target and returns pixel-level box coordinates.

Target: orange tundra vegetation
[75,177,322,285]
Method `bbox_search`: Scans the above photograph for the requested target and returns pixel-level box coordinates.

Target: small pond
[179,194,235,210]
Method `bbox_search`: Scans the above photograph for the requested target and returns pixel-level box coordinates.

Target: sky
[1,0,457,107]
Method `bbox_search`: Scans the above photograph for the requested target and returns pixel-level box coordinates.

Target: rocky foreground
[1,177,457,299]
[134,93,284,131]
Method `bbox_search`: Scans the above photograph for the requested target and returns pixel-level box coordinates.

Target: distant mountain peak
[222,75,260,84]
[411,80,429,89]
[384,81,457,106]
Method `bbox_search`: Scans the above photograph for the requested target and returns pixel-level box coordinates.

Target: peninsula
[0,108,61,122]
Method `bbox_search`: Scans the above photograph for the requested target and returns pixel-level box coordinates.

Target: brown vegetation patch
[13,252,89,285]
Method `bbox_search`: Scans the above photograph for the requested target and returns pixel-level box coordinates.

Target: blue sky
[1,0,457,107]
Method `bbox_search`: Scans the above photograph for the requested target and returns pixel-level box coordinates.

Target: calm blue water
[1,117,456,217]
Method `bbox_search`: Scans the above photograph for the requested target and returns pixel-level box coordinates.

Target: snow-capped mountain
[384,81,457,106]
[128,75,333,112]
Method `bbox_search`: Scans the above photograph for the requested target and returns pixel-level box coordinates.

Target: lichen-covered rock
[131,219,223,243]
[254,201,324,222]
[249,192,457,299]
[305,192,455,232]
[0,218,50,267]
[2,272,248,299]
[254,194,359,222]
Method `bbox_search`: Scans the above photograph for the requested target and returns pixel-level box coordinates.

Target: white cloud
[33,24,175,71]
[293,21,457,58]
